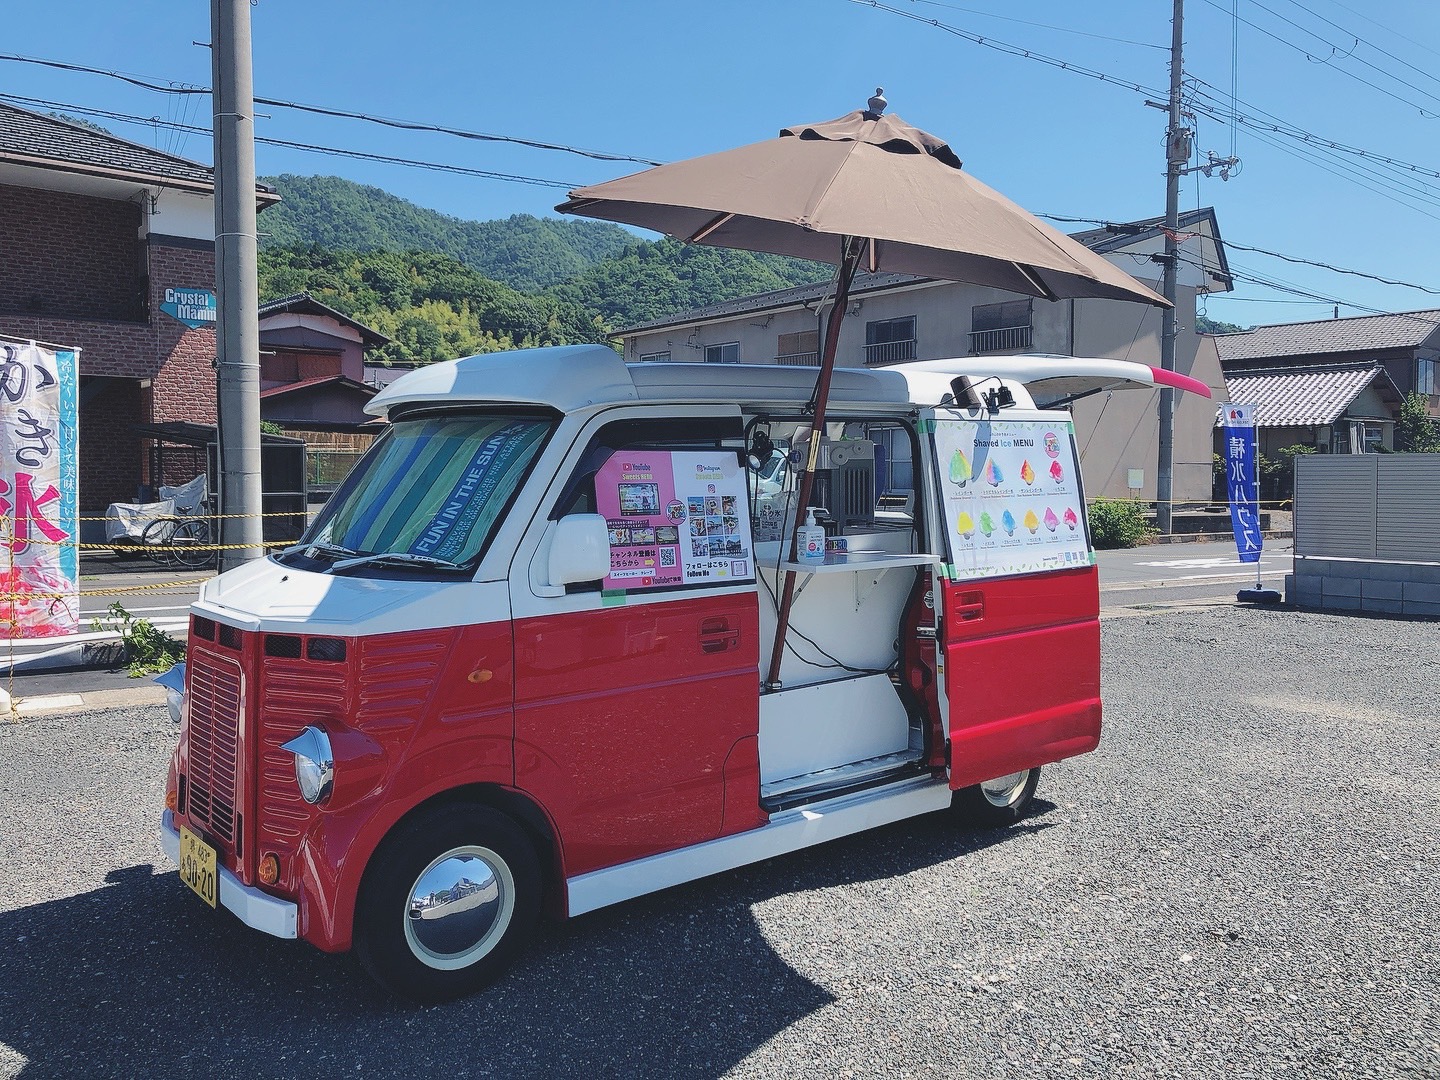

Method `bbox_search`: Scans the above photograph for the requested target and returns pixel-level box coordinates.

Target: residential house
[258,292,387,439]
[0,102,276,524]
[1211,309,1437,454]
[617,208,1231,501]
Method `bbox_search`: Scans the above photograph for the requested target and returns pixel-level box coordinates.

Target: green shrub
[1087,499,1156,549]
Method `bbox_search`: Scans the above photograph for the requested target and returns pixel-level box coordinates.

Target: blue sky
[6,0,1440,328]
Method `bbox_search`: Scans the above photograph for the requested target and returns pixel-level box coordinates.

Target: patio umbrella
[557,91,1169,687]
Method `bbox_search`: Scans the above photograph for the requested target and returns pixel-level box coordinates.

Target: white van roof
[365,345,1209,418]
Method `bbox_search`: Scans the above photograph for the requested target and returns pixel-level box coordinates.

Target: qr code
[659,547,677,568]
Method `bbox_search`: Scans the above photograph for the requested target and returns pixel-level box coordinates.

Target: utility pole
[211,0,264,569]
[1157,0,1186,538]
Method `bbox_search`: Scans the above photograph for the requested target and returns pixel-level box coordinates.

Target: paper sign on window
[594,450,754,591]
[931,418,1093,580]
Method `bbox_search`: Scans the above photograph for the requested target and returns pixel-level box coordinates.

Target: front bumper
[160,809,298,939]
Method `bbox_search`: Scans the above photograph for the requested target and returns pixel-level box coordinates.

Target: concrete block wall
[1288,557,1440,617]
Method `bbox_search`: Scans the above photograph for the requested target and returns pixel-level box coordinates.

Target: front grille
[186,650,244,849]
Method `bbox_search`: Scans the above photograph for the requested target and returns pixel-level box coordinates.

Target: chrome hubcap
[979,770,1030,808]
[403,846,514,970]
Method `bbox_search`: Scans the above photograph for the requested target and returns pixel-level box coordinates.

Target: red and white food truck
[160,344,1209,1000]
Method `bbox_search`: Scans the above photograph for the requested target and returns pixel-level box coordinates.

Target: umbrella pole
[764,236,864,690]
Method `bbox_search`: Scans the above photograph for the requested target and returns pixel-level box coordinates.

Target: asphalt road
[1,604,1436,1078]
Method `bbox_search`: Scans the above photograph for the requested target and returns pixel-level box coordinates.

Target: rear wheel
[354,805,540,1002]
[952,766,1041,826]
[167,518,214,570]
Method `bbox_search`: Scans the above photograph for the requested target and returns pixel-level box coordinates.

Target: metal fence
[306,448,365,498]
[968,325,1033,354]
[1295,454,1440,563]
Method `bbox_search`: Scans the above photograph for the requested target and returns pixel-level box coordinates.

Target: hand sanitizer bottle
[798,507,826,563]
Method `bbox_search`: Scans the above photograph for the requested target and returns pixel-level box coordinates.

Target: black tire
[951,766,1041,827]
[354,804,541,1002]
[167,518,214,570]
[140,517,177,562]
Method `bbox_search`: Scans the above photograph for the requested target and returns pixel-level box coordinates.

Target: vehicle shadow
[0,804,1054,1079]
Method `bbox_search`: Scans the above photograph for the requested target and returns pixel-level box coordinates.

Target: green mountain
[255,174,831,362]
[258,175,635,291]
[548,237,825,327]
[257,247,608,365]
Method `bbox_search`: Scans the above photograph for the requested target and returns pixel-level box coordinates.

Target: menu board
[931,418,1094,580]
[594,450,754,591]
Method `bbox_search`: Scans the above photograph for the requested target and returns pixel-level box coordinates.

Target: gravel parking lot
[1,606,1437,1078]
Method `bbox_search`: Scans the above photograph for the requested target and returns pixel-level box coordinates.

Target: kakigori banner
[930,418,1094,580]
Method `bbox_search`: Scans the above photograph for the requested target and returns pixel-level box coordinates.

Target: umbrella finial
[865,87,887,120]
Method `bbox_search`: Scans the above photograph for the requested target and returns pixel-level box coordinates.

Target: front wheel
[952,766,1041,827]
[355,805,541,1002]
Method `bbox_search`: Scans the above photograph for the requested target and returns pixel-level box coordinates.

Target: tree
[1195,315,1246,335]
[1394,392,1440,452]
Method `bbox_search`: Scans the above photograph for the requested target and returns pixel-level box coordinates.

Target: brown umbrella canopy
[557,108,1168,308]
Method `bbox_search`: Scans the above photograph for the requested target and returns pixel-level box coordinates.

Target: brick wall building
[0,104,276,528]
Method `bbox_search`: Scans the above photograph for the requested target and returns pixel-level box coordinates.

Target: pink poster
[595,450,753,592]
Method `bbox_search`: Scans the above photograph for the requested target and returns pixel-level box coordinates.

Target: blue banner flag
[1221,404,1262,564]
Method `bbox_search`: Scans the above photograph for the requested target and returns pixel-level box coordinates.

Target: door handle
[952,591,985,621]
[699,616,740,653]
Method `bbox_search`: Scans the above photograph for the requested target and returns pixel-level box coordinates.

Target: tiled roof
[259,292,391,346]
[0,101,276,198]
[1212,309,1440,362]
[1221,363,1402,426]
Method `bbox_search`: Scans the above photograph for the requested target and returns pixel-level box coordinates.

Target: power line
[1043,212,1440,304]
[1193,0,1440,117]
[903,0,1167,50]
[0,52,661,166]
[846,0,1167,99]
[1274,0,1440,93]
[0,92,583,189]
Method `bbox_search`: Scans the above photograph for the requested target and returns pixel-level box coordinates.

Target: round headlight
[280,726,334,805]
[154,663,187,725]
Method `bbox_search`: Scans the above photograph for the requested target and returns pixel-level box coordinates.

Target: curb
[3,684,168,718]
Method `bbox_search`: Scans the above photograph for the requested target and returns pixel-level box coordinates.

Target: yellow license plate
[178,824,218,909]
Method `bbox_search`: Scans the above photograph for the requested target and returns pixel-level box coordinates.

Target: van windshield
[298,413,552,571]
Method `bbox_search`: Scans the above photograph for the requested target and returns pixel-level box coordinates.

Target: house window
[777,330,819,366]
[863,316,917,366]
[1419,358,1436,396]
[970,299,1032,353]
[704,342,740,364]
[638,351,671,363]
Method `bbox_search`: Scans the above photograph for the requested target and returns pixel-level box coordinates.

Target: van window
[304,412,552,568]
[553,416,753,593]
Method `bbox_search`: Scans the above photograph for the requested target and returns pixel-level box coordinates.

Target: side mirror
[547,513,611,587]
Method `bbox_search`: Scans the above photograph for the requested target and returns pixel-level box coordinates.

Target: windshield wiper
[277,540,358,562]
[329,551,465,574]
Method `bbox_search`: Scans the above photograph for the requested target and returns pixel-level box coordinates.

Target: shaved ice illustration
[1049,459,1064,483]
[1001,509,1017,536]
[1023,509,1040,534]
[1043,507,1060,532]
[956,511,975,539]
[1063,507,1079,531]
[948,448,972,486]
[979,511,996,537]
[1020,460,1036,485]
[985,459,1004,487]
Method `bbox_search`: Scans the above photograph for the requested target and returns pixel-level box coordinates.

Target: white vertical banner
[0,340,80,637]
